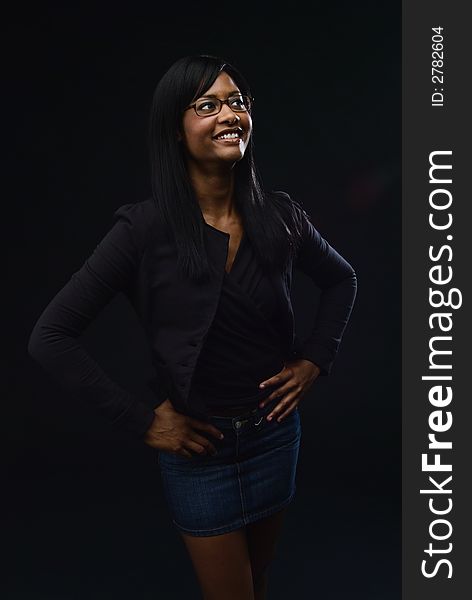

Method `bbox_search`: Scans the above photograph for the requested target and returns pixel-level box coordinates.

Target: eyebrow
[198,90,242,99]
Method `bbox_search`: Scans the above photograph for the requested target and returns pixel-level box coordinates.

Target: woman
[28,54,357,599]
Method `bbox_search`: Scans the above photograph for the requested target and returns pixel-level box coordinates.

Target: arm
[292,202,358,376]
[27,202,156,439]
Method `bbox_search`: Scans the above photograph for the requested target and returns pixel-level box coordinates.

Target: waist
[205,402,259,416]
[202,384,275,416]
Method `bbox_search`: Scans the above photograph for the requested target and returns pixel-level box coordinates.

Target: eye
[196,100,217,112]
[230,97,244,108]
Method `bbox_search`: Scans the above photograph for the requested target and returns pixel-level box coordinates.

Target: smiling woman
[179,71,253,190]
[28,53,357,600]
[147,55,309,285]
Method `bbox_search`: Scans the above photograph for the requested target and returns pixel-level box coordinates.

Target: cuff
[290,341,335,376]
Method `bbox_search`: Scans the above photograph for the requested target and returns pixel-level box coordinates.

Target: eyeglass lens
[195,95,251,116]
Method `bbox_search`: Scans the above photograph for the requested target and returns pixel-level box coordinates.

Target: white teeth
[216,132,240,139]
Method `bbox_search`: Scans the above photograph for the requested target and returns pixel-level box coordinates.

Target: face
[179,71,252,168]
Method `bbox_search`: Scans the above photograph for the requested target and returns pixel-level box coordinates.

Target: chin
[220,153,245,165]
[217,146,245,158]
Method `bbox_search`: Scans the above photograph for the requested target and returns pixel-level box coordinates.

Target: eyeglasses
[184,94,254,117]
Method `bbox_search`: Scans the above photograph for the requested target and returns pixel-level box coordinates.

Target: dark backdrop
[6,3,401,598]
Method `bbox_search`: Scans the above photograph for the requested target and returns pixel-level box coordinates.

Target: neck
[187,161,239,223]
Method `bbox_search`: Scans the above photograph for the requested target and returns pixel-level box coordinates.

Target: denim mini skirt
[157,398,301,537]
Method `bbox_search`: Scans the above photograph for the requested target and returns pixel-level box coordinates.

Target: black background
[6,3,400,598]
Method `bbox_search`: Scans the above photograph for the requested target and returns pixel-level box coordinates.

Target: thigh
[246,506,288,580]
[180,528,255,600]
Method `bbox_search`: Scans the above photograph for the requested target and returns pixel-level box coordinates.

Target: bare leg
[180,527,255,600]
[246,507,288,600]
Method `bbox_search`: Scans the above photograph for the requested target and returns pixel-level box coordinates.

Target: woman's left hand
[258,359,321,422]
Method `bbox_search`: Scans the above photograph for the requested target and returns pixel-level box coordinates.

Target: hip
[158,398,301,469]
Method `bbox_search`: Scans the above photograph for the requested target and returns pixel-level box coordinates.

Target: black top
[190,226,287,413]
[27,195,358,439]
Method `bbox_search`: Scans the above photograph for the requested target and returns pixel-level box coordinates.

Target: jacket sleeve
[292,202,358,376]
[27,202,157,439]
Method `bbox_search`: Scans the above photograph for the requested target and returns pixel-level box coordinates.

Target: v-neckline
[203,221,244,276]
[224,230,244,276]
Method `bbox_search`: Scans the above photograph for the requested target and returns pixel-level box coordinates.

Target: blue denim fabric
[157,398,301,536]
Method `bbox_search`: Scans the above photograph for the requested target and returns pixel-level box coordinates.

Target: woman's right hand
[143,398,224,458]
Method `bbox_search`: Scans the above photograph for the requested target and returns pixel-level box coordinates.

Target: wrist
[300,358,321,376]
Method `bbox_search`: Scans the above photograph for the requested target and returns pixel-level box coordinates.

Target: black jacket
[27,193,357,439]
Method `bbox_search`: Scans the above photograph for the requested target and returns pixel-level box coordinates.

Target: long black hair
[148,54,304,282]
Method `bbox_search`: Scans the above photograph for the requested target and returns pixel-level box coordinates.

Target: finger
[182,438,213,457]
[274,403,299,423]
[259,380,297,407]
[266,393,299,421]
[179,448,193,459]
[259,365,291,389]
[188,432,218,455]
[188,418,225,440]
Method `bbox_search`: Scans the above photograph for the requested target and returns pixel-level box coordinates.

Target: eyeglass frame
[184,94,254,117]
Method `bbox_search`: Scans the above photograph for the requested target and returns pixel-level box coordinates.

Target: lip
[213,137,242,144]
[212,127,243,140]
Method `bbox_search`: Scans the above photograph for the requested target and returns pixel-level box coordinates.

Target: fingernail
[220,433,224,439]
[259,383,265,388]
[259,403,264,408]
[267,415,272,421]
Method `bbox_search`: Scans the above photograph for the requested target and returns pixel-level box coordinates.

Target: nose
[218,102,241,124]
